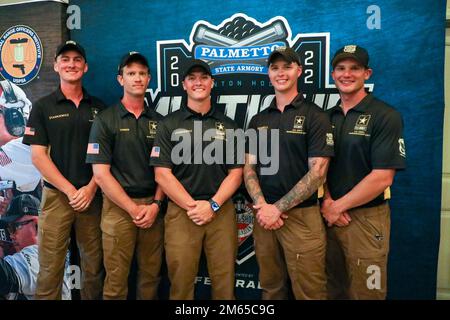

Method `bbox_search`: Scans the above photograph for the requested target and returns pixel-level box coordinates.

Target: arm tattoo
[274,158,329,213]
[244,163,265,205]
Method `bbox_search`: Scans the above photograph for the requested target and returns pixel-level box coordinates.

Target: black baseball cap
[55,40,87,61]
[1,194,40,223]
[182,59,212,80]
[267,46,301,66]
[118,51,150,75]
[332,45,369,69]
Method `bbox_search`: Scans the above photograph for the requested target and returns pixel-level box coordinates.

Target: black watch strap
[208,198,220,213]
[152,199,163,211]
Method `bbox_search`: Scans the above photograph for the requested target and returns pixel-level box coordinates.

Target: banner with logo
[0,0,69,299]
[70,0,444,299]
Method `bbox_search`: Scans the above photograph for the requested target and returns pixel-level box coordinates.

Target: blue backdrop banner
[71,0,446,299]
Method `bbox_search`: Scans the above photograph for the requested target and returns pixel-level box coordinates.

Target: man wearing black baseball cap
[331,44,369,69]
[0,194,72,300]
[182,59,212,79]
[322,45,406,299]
[266,46,301,66]
[23,40,106,300]
[1,194,39,253]
[55,40,87,61]
[87,51,164,300]
[117,51,150,74]
[244,46,333,299]
[150,58,243,299]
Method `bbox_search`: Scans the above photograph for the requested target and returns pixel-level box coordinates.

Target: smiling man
[244,47,334,300]
[150,59,243,300]
[322,45,406,299]
[86,52,164,300]
[23,41,106,300]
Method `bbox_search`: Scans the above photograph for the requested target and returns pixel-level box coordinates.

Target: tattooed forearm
[244,163,265,205]
[274,157,329,213]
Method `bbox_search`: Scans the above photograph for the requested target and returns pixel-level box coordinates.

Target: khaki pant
[253,205,327,300]
[101,195,164,300]
[165,200,237,300]
[326,202,391,300]
[35,187,103,300]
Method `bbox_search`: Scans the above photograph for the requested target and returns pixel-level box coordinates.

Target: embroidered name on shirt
[173,129,192,135]
[49,113,69,120]
[120,128,130,132]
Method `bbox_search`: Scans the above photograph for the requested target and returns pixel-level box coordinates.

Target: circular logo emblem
[0,25,43,85]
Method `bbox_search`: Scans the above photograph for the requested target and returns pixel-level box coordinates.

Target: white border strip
[0,0,68,7]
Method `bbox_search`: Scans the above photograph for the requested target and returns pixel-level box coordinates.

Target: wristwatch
[208,199,220,213]
[152,199,163,211]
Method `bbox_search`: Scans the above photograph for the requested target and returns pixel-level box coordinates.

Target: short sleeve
[371,110,406,169]
[22,100,48,146]
[307,107,334,158]
[149,118,174,168]
[85,116,113,164]
[245,115,258,156]
[226,119,245,169]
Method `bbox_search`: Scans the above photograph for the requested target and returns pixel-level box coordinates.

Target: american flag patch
[0,149,12,166]
[24,127,35,136]
[150,146,160,158]
[87,143,99,154]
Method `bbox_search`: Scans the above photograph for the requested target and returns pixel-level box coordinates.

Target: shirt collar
[118,101,153,119]
[268,92,304,113]
[55,86,91,103]
[181,104,220,120]
[331,94,374,115]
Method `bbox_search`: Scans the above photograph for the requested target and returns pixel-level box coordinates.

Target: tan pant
[101,195,164,300]
[35,187,103,300]
[253,205,327,300]
[165,200,237,300]
[326,202,391,300]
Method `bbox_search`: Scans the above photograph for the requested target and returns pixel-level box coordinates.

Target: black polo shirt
[246,94,334,206]
[149,105,243,201]
[22,87,106,189]
[86,102,162,198]
[327,94,406,207]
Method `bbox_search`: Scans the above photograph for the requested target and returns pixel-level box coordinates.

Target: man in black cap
[0,194,72,300]
[23,40,106,300]
[322,45,406,299]
[1,194,39,253]
[87,52,164,300]
[244,46,334,299]
[150,59,243,299]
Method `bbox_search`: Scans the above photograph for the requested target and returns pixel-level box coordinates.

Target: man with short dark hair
[322,45,406,299]
[150,59,243,300]
[87,52,164,300]
[23,40,105,300]
[244,47,334,299]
